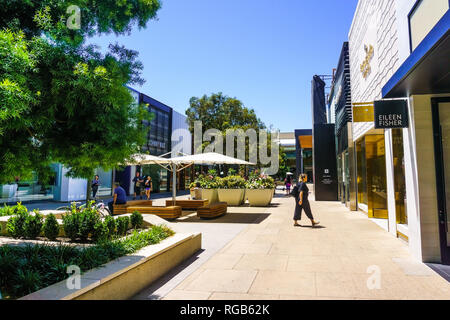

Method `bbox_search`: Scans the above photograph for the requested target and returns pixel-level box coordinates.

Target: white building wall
[349,0,400,141]
[171,110,192,155]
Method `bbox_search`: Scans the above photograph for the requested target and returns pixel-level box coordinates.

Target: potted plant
[245,174,276,207]
[217,175,246,206]
[195,173,219,204]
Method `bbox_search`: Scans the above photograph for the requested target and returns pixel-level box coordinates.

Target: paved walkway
[137,190,450,300]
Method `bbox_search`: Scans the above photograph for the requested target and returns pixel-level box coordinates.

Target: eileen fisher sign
[374,100,409,129]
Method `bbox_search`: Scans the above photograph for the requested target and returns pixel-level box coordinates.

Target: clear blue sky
[88,0,358,132]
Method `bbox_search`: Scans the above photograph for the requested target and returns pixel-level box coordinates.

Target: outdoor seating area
[197,202,228,219]
[165,199,209,210]
[127,205,182,220]
[113,200,153,215]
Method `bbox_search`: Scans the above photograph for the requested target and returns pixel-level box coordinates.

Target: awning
[169,152,256,166]
[382,11,450,98]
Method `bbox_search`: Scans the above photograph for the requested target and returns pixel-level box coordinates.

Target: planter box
[218,189,245,206]
[20,232,202,300]
[201,189,218,204]
[246,189,275,207]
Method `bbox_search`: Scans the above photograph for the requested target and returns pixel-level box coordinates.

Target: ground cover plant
[0,224,174,299]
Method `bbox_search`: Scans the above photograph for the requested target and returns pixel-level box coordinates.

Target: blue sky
[88,0,358,132]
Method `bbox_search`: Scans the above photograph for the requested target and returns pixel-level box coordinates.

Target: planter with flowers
[217,175,246,206]
[245,174,276,207]
[194,174,219,204]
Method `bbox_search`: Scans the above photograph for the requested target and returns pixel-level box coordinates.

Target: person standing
[293,174,320,227]
[108,183,127,215]
[92,175,100,199]
[132,171,144,200]
[144,175,153,200]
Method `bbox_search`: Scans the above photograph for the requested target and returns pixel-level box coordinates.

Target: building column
[385,129,397,236]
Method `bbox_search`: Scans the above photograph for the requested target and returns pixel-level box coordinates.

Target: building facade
[328,42,355,208]
[348,0,450,264]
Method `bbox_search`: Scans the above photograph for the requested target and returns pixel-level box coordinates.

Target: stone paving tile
[199,253,243,270]
[162,290,212,300]
[208,292,280,300]
[184,269,258,293]
[234,254,289,271]
[162,190,450,300]
[249,271,316,296]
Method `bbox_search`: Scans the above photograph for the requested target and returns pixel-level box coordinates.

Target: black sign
[374,100,409,129]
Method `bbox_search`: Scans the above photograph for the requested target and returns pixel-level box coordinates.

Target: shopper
[92,175,100,199]
[144,175,153,200]
[293,174,320,227]
[108,183,127,215]
[132,171,144,200]
[285,175,292,196]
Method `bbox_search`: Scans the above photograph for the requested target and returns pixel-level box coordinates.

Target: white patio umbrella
[124,152,256,206]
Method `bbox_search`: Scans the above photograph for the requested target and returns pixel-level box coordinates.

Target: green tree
[0,1,161,200]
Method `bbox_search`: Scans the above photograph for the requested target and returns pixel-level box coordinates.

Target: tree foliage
[0,1,162,185]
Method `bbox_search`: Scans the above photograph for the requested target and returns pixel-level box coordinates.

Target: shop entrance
[431,97,450,265]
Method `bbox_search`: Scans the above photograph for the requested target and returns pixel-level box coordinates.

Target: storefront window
[365,134,388,219]
[356,138,368,208]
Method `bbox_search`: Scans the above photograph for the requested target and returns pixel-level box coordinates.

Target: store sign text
[374,100,409,129]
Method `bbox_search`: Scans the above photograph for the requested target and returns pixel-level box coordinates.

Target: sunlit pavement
[134,189,450,300]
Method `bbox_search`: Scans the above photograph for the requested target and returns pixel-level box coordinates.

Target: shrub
[62,212,80,242]
[246,174,276,189]
[43,214,59,241]
[92,221,109,243]
[217,175,246,189]
[23,211,44,239]
[0,204,15,217]
[6,210,28,239]
[78,208,100,242]
[104,216,117,238]
[117,216,130,236]
[130,211,143,229]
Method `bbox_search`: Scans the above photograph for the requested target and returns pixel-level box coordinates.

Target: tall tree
[0,1,161,200]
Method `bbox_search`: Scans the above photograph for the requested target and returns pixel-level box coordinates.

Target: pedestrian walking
[292,174,320,227]
[285,175,292,196]
[144,175,153,200]
[132,171,144,200]
[92,175,100,199]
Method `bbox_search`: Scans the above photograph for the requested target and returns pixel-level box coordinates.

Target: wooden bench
[113,200,153,215]
[197,202,227,219]
[165,199,209,210]
[127,206,182,220]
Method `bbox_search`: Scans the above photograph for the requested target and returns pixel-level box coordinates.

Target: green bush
[217,175,246,189]
[6,210,28,239]
[130,211,143,229]
[245,174,275,189]
[0,204,15,217]
[23,211,44,239]
[43,214,59,241]
[104,216,117,238]
[92,221,109,243]
[117,216,130,236]
[62,212,80,242]
[78,208,100,242]
[0,224,175,299]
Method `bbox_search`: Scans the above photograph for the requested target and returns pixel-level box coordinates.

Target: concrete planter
[246,189,275,207]
[201,189,218,204]
[218,189,245,206]
[20,232,202,300]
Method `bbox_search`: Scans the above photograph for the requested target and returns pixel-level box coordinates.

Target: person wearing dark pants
[293,174,320,227]
[92,175,100,199]
[108,183,127,215]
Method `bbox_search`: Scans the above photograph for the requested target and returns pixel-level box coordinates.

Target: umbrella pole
[172,164,177,206]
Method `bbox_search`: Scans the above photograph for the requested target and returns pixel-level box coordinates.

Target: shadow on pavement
[175,212,271,224]
[132,248,205,300]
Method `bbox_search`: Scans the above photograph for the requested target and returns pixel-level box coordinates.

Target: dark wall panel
[313,124,338,201]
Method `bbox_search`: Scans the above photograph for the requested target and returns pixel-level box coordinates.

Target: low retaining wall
[20,232,202,300]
